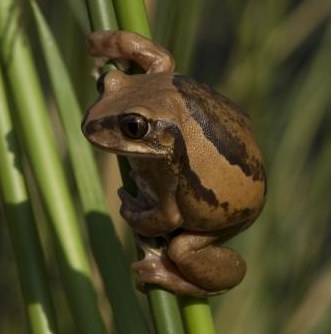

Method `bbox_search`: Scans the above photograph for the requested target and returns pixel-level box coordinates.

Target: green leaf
[30,1,148,333]
[0,1,106,333]
[0,63,58,334]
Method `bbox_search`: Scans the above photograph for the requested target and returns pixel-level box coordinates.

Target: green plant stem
[0,1,106,333]
[85,0,118,31]
[148,288,185,334]
[179,297,216,334]
[112,0,151,37]
[30,2,148,333]
[0,66,57,334]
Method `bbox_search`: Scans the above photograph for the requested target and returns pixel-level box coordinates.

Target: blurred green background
[1,0,331,333]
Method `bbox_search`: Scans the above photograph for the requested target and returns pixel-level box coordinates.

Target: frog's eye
[96,72,107,94]
[120,114,149,139]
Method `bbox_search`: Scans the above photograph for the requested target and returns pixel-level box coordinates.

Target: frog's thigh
[168,231,246,291]
[132,249,210,296]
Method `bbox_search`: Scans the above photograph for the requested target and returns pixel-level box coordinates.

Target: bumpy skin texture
[82,31,266,296]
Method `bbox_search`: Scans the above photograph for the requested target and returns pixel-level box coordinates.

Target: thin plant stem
[0,1,107,333]
[0,66,58,334]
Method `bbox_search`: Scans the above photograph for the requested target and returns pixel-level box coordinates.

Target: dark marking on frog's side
[227,208,257,227]
[232,208,254,220]
[262,169,267,196]
[172,75,265,182]
[221,202,229,212]
[218,219,252,243]
[161,122,220,208]
[180,163,219,207]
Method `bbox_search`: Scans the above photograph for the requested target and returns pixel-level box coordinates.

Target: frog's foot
[132,243,213,297]
[118,187,151,211]
[118,187,182,237]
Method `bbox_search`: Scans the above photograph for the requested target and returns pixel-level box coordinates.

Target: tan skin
[82,31,266,296]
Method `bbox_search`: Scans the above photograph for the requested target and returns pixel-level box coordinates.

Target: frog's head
[82,70,181,158]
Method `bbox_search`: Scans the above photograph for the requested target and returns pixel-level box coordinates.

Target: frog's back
[171,74,266,231]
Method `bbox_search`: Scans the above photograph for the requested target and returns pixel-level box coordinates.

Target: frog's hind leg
[167,231,246,293]
[132,237,213,296]
[132,232,246,296]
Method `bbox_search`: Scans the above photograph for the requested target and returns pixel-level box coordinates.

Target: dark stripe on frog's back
[172,74,265,181]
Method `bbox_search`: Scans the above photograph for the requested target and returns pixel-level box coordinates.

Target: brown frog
[82,31,266,296]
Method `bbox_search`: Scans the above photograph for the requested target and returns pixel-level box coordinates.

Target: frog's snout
[81,118,103,138]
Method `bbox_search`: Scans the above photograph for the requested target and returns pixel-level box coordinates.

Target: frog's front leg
[118,187,182,237]
[88,30,175,74]
[133,231,246,296]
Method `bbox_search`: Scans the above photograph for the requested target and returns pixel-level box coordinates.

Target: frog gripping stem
[83,30,266,297]
[88,31,175,74]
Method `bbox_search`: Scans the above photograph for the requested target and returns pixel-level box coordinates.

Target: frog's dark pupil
[128,121,139,136]
[120,114,148,139]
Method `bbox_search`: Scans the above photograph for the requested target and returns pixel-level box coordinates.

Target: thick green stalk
[112,0,151,37]
[85,0,118,30]
[179,297,215,334]
[148,288,185,334]
[30,2,148,333]
[0,66,57,334]
[0,1,106,333]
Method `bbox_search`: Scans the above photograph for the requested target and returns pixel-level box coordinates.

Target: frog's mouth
[84,134,166,158]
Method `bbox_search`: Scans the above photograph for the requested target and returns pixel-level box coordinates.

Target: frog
[82,30,266,297]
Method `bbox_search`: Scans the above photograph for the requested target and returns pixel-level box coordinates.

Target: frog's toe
[132,254,209,296]
[119,203,140,222]
[132,253,180,291]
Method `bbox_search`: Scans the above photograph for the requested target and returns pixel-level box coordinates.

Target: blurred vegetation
[1,0,331,333]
